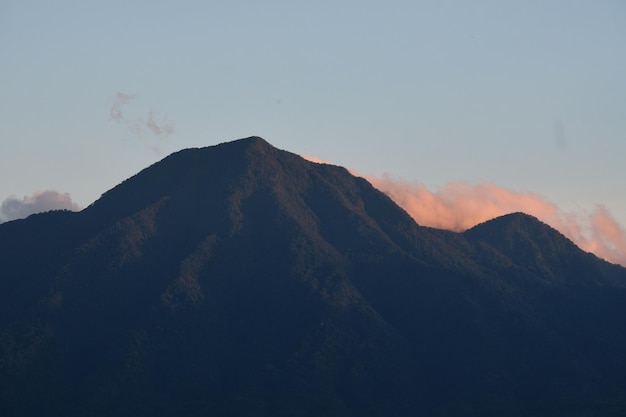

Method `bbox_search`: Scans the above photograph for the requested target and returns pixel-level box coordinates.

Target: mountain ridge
[1,137,626,416]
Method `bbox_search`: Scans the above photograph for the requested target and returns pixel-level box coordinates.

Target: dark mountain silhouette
[1,137,626,417]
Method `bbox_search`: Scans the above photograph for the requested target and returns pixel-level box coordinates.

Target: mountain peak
[215,135,272,152]
[465,211,568,242]
[85,137,282,220]
[463,211,603,279]
[230,135,269,144]
[464,211,574,252]
[468,211,546,231]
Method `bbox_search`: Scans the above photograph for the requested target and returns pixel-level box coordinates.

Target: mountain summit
[2,137,626,416]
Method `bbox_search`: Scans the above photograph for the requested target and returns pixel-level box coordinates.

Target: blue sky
[1,1,625,254]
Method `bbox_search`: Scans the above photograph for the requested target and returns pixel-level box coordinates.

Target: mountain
[1,137,626,417]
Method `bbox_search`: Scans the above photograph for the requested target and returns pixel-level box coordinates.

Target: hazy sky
[1,1,625,259]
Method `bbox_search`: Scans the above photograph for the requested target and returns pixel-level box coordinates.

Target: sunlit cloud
[109,92,175,153]
[579,205,626,267]
[301,154,329,164]
[0,191,81,223]
[367,176,559,232]
[301,153,626,267]
[368,175,626,267]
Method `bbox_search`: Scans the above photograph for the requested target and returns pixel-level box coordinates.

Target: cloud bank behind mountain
[367,176,626,267]
[0,191,81,223]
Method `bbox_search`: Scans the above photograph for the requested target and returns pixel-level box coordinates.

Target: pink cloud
[368,175,626,267]
[577,206,626,266]
[366,176,561,232]
[301,154,332,164]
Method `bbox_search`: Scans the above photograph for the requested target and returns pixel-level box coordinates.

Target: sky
[1,1,625,263]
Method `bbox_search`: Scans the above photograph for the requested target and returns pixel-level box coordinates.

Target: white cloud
[0,191,81,222]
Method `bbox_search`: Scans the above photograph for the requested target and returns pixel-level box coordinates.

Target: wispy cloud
[146,111,175,138]
[0,191,81,223]
[110,92,137,123]
[110,92,175,153]
[302,154,626,266]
